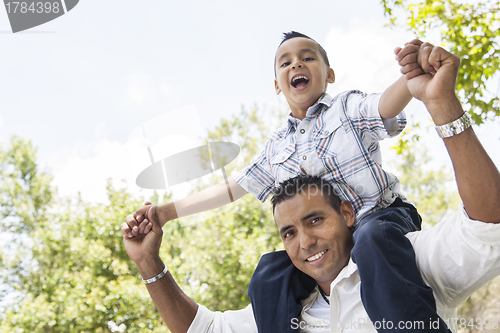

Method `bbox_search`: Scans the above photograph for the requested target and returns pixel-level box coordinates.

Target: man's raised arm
[122,207,198,333]
[396,40,500,223]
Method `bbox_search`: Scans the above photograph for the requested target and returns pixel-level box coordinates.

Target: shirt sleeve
[407,205,500,309]
[233,142,277,202]
[342,91,406,140]
[187,304,258,333]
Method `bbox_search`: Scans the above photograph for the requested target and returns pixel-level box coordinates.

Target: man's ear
[327,68,335,84]
[340,200,355,228]
[275,79,282,95]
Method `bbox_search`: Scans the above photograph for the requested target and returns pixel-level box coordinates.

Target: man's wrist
[135,256,165,279]
[423,96,464,126]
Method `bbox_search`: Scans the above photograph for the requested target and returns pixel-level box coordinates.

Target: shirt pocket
[312,117,349,160]
[269,139,297,183]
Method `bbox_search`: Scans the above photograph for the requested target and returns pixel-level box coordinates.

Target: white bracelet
[435,112,472,138]
[142,265,168,285]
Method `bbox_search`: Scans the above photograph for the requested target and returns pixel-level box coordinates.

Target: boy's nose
[292,60,302,69]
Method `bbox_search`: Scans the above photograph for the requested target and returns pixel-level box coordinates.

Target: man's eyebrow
[279,224,293,236]
[278,211,323,236]
[301,211,323,222]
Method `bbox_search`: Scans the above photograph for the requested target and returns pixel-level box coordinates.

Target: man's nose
[299,231,317,250]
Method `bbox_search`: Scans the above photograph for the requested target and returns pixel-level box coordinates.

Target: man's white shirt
[187,206,500,333]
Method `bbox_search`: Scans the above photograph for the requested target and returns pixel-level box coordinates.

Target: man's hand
[395,39,462,124]
[122,204,163,265]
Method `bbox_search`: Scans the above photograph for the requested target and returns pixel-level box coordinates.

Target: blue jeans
[351,198,451,332]
[248,199,451,333]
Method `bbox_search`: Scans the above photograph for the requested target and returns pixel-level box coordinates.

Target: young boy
[127,32,450,332]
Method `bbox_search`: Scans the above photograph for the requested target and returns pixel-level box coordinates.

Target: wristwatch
[435,112,472,138]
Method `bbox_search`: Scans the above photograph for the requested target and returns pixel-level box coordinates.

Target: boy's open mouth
[291,75,310,89]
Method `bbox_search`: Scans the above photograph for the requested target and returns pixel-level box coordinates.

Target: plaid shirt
[234,91,406,220]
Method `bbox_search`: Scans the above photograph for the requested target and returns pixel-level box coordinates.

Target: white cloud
[52,139,148,203]
[123,72,156,105]
[51,106,215,204]
[324,22,415,95]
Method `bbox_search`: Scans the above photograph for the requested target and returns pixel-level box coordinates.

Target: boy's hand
[122,205,163,266]
[124,202,155,239]
[395,40,460,107]
[394,39,427,80]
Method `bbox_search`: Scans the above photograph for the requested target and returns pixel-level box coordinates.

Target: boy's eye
[281,61,291,68]
[304,57,314,61]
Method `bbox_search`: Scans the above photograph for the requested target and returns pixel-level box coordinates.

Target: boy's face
[274,37,335,118]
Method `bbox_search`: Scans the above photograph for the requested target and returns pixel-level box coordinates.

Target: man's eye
[311,217,321,224]
[284,230,294,239]
[281,61,290,68]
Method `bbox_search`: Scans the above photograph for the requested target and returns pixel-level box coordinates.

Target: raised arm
[396,40,500,223]
[125,179,248,238]
[122,207,198,333]
[378,75,413,119]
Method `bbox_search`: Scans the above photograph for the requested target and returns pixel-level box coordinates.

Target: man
[122,40,500,333]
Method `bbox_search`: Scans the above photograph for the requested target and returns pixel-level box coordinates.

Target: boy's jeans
[248,198,452,333]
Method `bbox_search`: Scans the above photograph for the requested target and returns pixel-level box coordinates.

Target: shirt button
[300,129,305,134]
[302,156,307,160]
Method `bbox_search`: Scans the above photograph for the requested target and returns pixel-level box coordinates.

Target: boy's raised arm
[378,75,413,119]
[125,179,248,238]
[378,40,428,120]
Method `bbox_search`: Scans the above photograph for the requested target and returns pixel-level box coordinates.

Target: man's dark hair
[278,31,330,67]
[271,175,341,214]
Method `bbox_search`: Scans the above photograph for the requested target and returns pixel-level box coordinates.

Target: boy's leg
[351,199,451,332]
[248,250,316,333]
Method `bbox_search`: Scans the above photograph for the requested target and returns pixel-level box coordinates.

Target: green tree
[157,104,286,310]
[0,137,168,332]
[0,104,287,331]
[391,126,460,227]
[381,0,500,124]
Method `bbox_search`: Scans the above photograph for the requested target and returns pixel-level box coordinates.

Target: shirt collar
[285,93,333,135]
[329,258,359,294]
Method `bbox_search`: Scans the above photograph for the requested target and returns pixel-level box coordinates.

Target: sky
[1,0,499,205]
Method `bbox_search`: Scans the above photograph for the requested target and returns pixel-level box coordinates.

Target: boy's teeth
[293,75,308,83]
[307,250,326,261]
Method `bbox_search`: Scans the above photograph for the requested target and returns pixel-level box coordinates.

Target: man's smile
[305,249,328,263]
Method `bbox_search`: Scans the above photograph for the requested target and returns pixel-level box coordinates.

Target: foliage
[0,137,168,332]
[0,105,287,331]
[391,125,460,227]
[159,104,286,310]
[381,0,500,125]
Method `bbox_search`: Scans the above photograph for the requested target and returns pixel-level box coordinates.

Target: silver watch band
[142,265,168,285]
[435,112,472,138]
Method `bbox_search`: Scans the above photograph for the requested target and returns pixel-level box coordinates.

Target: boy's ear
[340,200,355,228]
[274,79,282,95]
[327,68,335,84]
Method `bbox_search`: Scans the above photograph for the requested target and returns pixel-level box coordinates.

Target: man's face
[274,189,355,292]
[274,37,335,118]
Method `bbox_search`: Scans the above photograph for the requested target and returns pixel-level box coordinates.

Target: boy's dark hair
[271,175,341,214]
[278,31,330,67]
